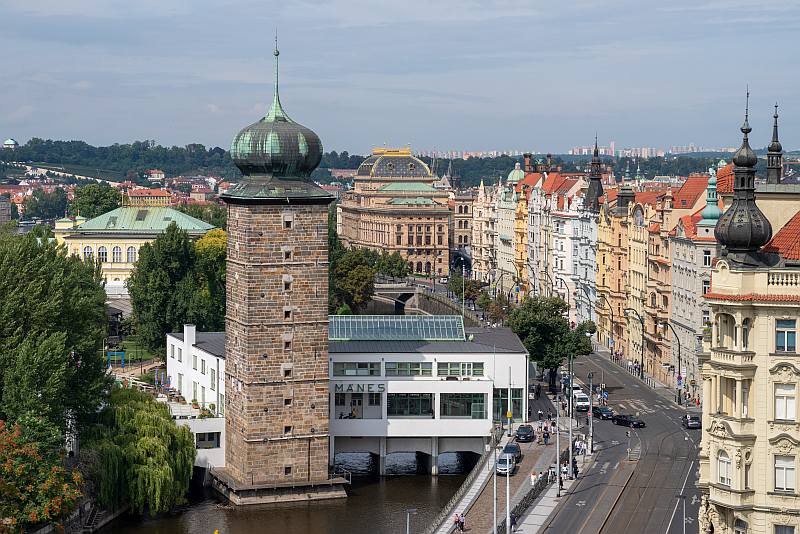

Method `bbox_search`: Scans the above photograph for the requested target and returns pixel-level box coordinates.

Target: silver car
[496,453,516,476]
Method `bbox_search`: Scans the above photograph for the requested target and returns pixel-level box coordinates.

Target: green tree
[331,249,375,313]
[128,223,199,350]
[476,291,491,312]
[70,183,121,219]
[83,388,195,515]
[22,188,68,219]
[193,229,226,331]
[0,420,83,532]
[507,296,594,383]
[177,203,227,229]
[0,233,109,432]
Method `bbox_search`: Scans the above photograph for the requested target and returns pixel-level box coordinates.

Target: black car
[682,414,701,429]
[612,414,646,428]
[592,406,614,420]
[503,442,523,462]
[515,424,535,442]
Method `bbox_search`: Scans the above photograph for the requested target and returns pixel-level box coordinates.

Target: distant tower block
[211,42,345,504]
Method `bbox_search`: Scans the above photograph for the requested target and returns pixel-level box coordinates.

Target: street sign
[600,383,606,390]
[609,339,615,346]
[506,410,513,418]
[602,391,609,399]
[677,377,683,386]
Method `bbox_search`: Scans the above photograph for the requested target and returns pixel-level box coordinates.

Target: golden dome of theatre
[356,148,431,178]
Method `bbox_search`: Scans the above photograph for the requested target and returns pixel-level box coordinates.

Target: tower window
[284,466,292,475]
[284,219,292,229]
[284,398,292,406]
[284,309,292,320]
[284,368,292,378]
[284,250,292,260]
[284,425,292,435]
[284,340,292,351]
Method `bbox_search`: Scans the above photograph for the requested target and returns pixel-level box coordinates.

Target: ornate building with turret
[699,98,800,534]
[211,44,346,504]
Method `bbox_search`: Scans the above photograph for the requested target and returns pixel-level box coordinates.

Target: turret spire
[266,30,290,122]
[767,102,783,184]
[586,135,604,213]
[714,89,772,261]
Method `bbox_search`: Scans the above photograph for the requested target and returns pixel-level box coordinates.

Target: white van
[574,392,590,412]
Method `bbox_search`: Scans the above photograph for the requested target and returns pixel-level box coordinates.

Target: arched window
[717,313,735,349]
[97,246,108,263]
[718,450,731,486]
[650,293,657,308]
[83,246,93,261]
[127,246,137,263]
[112,246,122,263]
[425,262,431,274]
[416,262,422,273]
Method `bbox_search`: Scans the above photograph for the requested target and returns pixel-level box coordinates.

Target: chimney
[523,153,533,173]
[546,153,552,170]
[184,324,196,351]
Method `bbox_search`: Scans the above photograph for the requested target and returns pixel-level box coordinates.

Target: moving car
[570,384,583,395]
[682,414,701,429]
[515,424,535,443]
[503,442,523,462]
[496,453,516,476]
[574,393,591,412]
[592,406,614,419]
[612,414,646,428]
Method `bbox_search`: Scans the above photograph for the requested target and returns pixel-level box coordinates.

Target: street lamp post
[579,283,593,324]
[405,508,417,534]
[661,321,683,406]
[588,371,594,454]
[542,271,555,297]
[597,294,614,355]
[624,308,645,380]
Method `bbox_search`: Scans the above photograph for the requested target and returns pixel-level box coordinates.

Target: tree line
[0,229,195,531]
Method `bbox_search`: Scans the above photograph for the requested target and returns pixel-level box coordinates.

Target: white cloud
[7,105,35,122]
[206,104,222,114]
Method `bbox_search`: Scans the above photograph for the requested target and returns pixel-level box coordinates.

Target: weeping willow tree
[84,387,195,515]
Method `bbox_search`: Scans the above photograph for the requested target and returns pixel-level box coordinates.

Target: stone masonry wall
[224,202,331,485]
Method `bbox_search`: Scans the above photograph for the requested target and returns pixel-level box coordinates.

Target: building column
[735,379,743,418]
[379,437,387,476]
[431,437,439,476]
[329,435,335,468]
[702,378,712,417]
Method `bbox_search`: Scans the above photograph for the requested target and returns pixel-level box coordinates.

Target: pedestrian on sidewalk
[543,429,550,445]
[572,457,579,479]
[452,513,459,531]
[459,512,465,532]
[538,409,543,420]
[510,512,517,531]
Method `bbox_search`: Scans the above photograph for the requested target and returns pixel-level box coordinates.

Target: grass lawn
[107,339,156,364]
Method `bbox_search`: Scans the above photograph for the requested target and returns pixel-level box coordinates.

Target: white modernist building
[329,315,529,475]
[165,316,529,477]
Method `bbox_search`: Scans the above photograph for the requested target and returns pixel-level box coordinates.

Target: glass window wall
[440,393,487,419]
[388,393,434,418]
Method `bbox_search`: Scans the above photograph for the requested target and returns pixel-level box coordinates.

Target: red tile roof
[673,174,709,209]
[516,172,543,193]
[704,292,800,303]
[556,178,578,195]
[635,190,665,206]
[762,210,800,260]
[128,188,171,197]
[541,173,567,195]
[648,222,661,233]
[716,163,734,194]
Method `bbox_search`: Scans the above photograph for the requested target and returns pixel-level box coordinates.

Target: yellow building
[54,203,214,292]
[699,113,800,534]
[337,148,451,275]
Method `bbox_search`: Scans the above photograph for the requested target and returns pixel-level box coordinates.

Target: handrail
[423,426,504,534]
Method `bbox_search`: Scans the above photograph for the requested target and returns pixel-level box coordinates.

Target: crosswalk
[613,398,669,415]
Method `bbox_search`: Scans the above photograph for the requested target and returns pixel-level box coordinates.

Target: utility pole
[588,371,594,454]
[661,321,683,406]
[493,440,497,533]
[507,366,513,437]
[506,448,511,534]
[556,393,561,497]
[568,354,574,479]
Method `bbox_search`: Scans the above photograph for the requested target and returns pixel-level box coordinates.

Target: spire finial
[265,29,289,122]
[741,86,751,135]
[774,101,779,119]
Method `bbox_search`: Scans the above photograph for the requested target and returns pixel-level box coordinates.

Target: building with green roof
[54,205,215,292]
[338,147,452,276]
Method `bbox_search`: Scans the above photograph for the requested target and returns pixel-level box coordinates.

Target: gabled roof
[716,163,735,194]
[634,190,665,206]
[516,172,543,193]
[73,206,214,235]
[672,174,709,209]
[128,188,171,198]
[762,210,800,260]
[556,178,578,194]
[541,173,567,195]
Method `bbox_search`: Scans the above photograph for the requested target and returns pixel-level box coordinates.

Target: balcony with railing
[709,483,755,509]
[710,348,756,368]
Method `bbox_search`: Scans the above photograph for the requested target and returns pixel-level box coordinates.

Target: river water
[106,300,473,534]
[104,453,474,534]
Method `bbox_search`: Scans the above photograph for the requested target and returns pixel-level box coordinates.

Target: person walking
[452,513,460,531]
[530,470,537,486]
[459,512,465,532]
[510,512,517,531]
[572,457,579,479]
[543,429,550,445]
[538,408,543,421]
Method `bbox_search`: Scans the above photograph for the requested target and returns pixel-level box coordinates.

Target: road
[540,351,701,534]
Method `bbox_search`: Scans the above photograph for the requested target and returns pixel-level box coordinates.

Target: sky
[1,0,799,154]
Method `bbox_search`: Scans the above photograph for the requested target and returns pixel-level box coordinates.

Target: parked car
[682,414,701,429]
[515,424,534,442]
[592,406,614,419]
[503,442,522,462]
[570,384,583,395]
[612,414,646,428]
[496,453,516,476]
[574,393,591,412]
[439,277,448,284]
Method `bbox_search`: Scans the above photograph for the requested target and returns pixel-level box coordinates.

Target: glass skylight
[329,315,465,342]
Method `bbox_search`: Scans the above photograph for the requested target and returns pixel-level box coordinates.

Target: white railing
[768,271,800,288]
